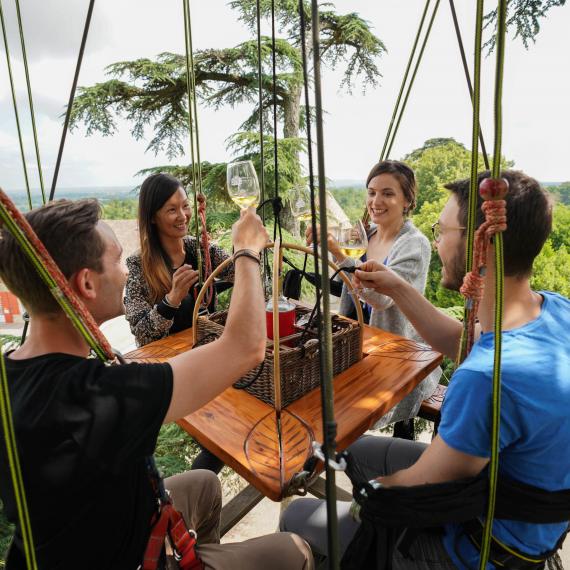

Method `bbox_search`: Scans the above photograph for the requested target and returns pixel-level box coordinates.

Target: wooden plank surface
[124,324,442,501]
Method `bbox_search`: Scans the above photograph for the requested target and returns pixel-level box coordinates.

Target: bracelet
[233,249,261,265]
[163,294,181,309]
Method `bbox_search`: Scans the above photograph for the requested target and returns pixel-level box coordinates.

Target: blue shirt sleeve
[438,363,521,459]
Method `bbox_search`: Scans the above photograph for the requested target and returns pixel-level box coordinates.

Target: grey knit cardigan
[338,219,441,428]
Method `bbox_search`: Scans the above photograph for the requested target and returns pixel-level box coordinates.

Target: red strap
[142,509,170,570]
[142,503,204,570]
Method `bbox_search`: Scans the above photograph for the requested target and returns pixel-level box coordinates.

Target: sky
[1,0,569,194]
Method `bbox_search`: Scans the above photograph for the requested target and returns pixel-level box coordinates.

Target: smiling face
[366,173,411,227]
[435,195,466,291]
[152,187,192,239]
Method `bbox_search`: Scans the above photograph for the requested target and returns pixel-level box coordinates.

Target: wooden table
[124,323,442,504]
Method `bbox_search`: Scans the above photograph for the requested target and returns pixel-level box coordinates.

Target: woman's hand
[168,265,200,306]
[305,225,343,259]
[353,260,404,296]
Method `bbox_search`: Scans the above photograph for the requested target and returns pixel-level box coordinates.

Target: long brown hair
[138,173,184,303]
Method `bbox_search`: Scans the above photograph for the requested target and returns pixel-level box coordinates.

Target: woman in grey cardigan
[309,160,441,432]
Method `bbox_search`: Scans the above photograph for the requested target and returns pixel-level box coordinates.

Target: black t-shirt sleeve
[62,360,173,472]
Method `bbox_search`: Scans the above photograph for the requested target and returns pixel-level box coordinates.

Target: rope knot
[482,200,507,235]
[460,271,485,303]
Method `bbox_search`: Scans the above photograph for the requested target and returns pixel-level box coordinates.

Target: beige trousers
[165,470,314,570]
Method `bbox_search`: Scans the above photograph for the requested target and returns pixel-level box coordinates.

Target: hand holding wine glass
[227,160,260,210]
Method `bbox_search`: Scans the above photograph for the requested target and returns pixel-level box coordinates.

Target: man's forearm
[222,255,265,354]
[391,280,462,360]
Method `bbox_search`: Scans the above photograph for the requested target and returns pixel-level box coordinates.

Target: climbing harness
[142,457,204,570]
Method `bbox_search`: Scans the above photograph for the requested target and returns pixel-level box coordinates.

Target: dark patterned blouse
[124,236,233,347]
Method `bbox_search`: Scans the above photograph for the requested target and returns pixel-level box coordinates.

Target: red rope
[460,178,508,355]
[197,194,214,308]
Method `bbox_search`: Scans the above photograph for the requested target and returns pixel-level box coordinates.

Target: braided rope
[0,344,37,569]
[459,196,507,354]
[457,0,508,566]
[182,0,204,291]
[379,0,432,162]
[0,0,31,209]
[0,190,114,361]
[14,0,45,204]
[197,196,213,307]
[383,0,441,160]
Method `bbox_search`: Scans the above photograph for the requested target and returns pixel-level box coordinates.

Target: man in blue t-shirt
[281,169,570,568]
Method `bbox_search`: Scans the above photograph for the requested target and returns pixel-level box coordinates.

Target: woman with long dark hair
[125,172,233,472]
[125,172,233,346]
[308,160,441,437]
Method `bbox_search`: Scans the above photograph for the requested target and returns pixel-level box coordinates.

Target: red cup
[266,307,296,340]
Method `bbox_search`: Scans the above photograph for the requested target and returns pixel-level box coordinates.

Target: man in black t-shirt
[0,199,313,569]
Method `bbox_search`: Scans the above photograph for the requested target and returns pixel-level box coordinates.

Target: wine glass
[290,185,316,224]
[335,219,368,261]
[227,160,260,210]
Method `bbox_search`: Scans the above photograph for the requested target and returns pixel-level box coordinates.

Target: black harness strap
[341,453,570,570]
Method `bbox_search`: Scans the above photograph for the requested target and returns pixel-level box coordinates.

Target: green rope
[478,0,508,567]
[182,0,203,285]
[0,202,109,362]
[0,0,31,209]
[458,0,484,365]
[379,0,432,162]
[384,0,441,160]
[14,0,45,205]
[0,345,38,569]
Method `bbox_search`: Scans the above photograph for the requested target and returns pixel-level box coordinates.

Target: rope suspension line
[310,0,341,567]
[0,347,37,570]
[379,0,432,162]
[182,0,200,256]
[298,0,316,282]
[255,0,272,293]
[383,0,441,161]
[14,0,45,205]
[0,0,32,209]
[479,0,508,565]
[255,0,266,211]
[448,0,490,170]
[49,0,95,201]
[458,0,485,364]
[183,0,214,308]
[270,0,282,243]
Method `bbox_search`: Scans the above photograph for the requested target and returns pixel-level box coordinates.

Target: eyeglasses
[431,221,467,243]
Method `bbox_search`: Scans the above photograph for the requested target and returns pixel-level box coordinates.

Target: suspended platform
[124,321,442,501]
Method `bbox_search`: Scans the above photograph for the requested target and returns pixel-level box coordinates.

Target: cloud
[1,0,112,63]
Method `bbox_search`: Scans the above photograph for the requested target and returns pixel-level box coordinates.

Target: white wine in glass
[227,160,260,210]
[290,185,315,223]
[336,219,368,260]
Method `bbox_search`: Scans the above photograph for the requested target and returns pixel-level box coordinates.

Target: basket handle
[191,243,365,356]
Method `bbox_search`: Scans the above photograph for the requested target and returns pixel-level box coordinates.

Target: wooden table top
[124,324,442,501]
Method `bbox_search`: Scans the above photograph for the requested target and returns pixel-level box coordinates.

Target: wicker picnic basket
[195,305,361,407]
[192,240,364,409]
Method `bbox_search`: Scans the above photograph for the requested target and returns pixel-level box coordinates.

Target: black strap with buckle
[463,519,567,570]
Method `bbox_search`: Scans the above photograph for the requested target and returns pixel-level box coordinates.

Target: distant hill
[3,186,136,210]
